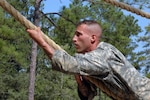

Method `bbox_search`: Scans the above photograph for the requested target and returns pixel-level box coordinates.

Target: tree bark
[28,0,42,100]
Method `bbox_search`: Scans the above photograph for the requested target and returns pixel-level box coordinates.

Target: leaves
[0,0,149,100]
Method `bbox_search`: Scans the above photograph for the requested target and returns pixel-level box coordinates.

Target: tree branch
[44,12,76,25]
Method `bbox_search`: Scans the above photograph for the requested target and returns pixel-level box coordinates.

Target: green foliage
[49,0,141,99]
[119,0,150,77]
[119,0,150,76]
[0,0,148,100]
[119,0,150,9]
[34,67,78,100]
[146,73,150,78]
[136,26,150,75]
[0,1,31,100]
[53,0,141,63]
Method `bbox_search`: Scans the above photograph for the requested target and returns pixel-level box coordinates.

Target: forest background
[0,0,149,100]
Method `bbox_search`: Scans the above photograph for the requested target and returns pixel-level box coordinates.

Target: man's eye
[76,33,80,37]
[75,31,82,37]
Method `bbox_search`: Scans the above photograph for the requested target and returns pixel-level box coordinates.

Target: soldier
[27,20,150,100]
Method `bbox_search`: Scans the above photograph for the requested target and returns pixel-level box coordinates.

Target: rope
[0,0,149,49]
[102,0,150,19]
[0,0,63,50]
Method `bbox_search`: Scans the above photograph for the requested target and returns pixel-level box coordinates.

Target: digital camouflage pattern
[51,42,150,100]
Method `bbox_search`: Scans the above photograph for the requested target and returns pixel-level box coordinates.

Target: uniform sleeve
[51,42,150,99]
[51,50,80,74]
[51,48,111,75]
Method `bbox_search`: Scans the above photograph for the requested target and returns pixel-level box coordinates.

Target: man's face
[72,24,93,53]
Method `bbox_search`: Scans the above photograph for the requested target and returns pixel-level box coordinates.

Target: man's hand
[26,27,54,58]
[75,75,89,97]
[27,27,46,47]
[75,75,97,100]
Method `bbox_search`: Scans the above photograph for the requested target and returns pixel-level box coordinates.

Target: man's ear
[91,35,96,43]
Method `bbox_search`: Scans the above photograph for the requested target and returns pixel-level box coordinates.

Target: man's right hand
[26,27,54,58]
[27,27,46,46]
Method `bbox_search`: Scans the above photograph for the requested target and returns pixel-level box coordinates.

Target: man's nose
[72,35,77,42]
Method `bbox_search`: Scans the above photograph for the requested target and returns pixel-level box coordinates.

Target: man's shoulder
[98,42,115,50]
[98,42,123,55]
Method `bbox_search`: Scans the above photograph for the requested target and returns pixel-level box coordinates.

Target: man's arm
[26,27,54,59]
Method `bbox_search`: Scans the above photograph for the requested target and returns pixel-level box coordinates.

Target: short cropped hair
[76,20,100,28]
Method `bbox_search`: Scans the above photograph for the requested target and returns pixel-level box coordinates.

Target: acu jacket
[51,42,150,100]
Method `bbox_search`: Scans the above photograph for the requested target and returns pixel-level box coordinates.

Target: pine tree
[0,1,31,99]
[118,0,150,76]
[0,0,146,99]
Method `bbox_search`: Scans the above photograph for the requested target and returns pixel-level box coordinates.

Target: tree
[54,0,141,65]
[28,0,42,100]
[136,25,150,76]
[119,0,150,9]
[118,0,150,76]
[0,1,31,99]
[0,0,145,99]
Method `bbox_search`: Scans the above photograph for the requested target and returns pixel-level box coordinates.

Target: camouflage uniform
[51,42,150,100]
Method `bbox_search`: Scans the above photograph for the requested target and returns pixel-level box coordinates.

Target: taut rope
[0,0,63,50]
[0,0,149,50]
[102,0,150,19]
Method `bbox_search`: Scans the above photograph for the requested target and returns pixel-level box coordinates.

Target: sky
[43,0,150,52]
[123,9,149,52]
[43,0,71,13]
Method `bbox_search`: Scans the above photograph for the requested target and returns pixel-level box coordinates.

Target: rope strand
[0,0,149,51]
[0,0,63,50]
[102,0,150,19]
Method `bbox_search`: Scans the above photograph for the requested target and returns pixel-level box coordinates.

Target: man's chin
[76,49,84,53]
[76,49,81,53]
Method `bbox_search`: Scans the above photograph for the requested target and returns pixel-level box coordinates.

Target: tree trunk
[28,0,42,100]
[28,42,37,100]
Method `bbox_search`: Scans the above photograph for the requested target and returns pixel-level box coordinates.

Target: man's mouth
[74,44,79,49]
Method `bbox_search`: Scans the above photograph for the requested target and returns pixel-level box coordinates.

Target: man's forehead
[76,24,89,31]
[74,30,83,35]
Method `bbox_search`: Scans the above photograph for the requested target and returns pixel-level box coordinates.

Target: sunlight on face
[72,24,94,53]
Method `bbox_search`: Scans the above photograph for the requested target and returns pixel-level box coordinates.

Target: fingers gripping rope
[0,0,63,50]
